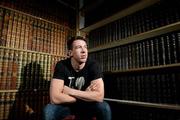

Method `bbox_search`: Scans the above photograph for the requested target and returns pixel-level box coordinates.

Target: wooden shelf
[104,63,180,74]
[89,21,180,53]
[80,0,160,32]
[0,46,66,57]
[0,90,18,93]
[0,89,49,93]
[104,98,180,110]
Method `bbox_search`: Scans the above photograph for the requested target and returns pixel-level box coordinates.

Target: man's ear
[68,50,72,57]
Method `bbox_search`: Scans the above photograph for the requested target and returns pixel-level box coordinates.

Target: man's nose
[81,47,86,52]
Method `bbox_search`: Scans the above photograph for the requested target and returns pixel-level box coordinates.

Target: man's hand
[86,81,99,91]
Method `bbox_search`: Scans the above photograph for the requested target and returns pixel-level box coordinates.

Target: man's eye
[75,46,81,49]
[84,45,88,48]
[74,45,88,49]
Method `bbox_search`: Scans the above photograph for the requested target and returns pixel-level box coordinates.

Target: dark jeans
[42,101,111,120]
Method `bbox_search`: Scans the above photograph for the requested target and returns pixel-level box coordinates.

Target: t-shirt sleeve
[53,61,65,80]
[89,60,103,80]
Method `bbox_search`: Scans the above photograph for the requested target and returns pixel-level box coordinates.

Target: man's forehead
[73,39,87,45]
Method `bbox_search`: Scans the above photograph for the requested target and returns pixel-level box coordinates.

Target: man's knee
[96,101,111,111]
[42,104,54,120]
[42,104,71,120]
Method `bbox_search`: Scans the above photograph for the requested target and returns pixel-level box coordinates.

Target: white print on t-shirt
[75,77,85,90]
[68,77,75,88]
[68,76,85,90]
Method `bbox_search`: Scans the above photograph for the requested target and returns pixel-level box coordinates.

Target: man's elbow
[50,97,57,104]
[97,98,104,102]
[50,96,61,104]
[96,93,104,102]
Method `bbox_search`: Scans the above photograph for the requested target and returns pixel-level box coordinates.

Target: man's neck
[71,58,85,72]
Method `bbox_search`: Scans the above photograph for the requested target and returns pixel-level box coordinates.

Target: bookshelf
[0,2,76,120]
[80,0,180,119]
[104,98,180,111]
[80,0,160,32]
[88,21,180,53]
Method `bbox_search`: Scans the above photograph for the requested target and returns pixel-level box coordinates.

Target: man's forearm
[69,88,104,102]
[50,93,77,104]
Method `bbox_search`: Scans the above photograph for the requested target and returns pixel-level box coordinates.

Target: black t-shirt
[53,58,102,91]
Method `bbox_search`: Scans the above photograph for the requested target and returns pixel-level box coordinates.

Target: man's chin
[79,58,87,63]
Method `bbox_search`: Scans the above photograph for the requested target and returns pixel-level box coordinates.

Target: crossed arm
[50,78,104,104]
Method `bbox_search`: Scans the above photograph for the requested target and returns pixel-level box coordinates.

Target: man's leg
[92,101,111,120]
[42,104,71,120]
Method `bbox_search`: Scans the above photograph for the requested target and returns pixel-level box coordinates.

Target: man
[43,36,111,120]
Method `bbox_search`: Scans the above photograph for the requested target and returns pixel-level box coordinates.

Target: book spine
[6,49,14,89]
[154,38,160,66]
[12,50,18,89]
[56,26,61,55]
[35,20,40,51]
[139,42,143,68]
[27,17,33,50]
[50,24,54,54]
[47,23,51,53]
[40,21,44,52]
[24,16,30,50]
[62,27,66,56]
[159,36,166,65]
[54,25,58,55]
[164,34,171,64]
[0,92,5,120]
[6,10,14,47]
[176,32,180,62]
[0,48,4,88]
[135,43,140,68]
[2,49,9,90]
[47,55,52,83]
[19,14,26,49]
[1,9,10,46]
[0,8,4,42]
[15,13,22,49]
[32,19,37,51]
[59,27,63,56]
[150,39,155,66]
[10,12,18,48]
[17,51,23,89]
[43,54,48,88]
[170,33,178,63]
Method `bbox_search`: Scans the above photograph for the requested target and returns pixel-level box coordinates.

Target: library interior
[0,0,180,120]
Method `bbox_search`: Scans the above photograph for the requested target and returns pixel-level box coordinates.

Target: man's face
[70,39,88,63]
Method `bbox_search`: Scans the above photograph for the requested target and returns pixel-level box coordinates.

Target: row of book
[0,0,76,28]
[88,0,180,48]
[89,31,180,71]
[0,7,76,55]
[0,90,49,120]
[104,70,180,105]
[0,47,66,90]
